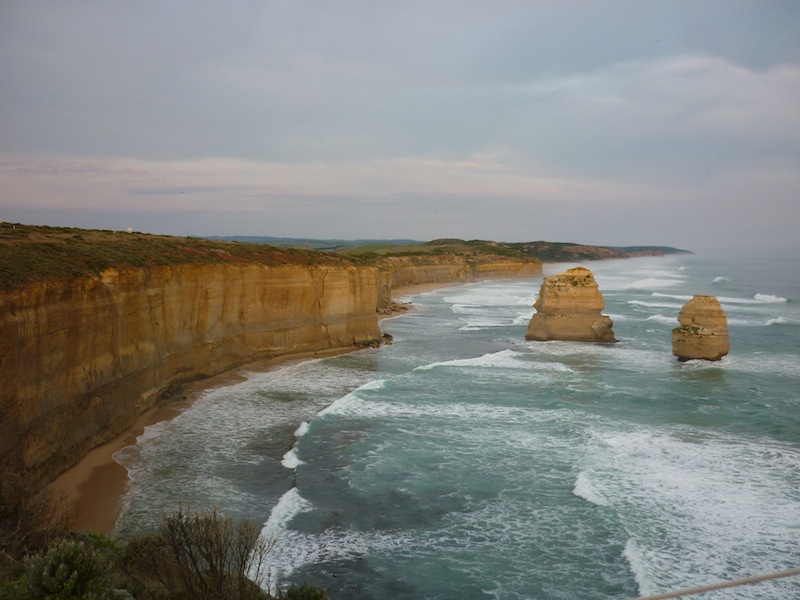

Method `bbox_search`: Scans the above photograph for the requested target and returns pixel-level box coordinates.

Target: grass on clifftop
[0,223,688,292]
[337,238,531,259]
[0,223,350,292]
[336,238,690,263]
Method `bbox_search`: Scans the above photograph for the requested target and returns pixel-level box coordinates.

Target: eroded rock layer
[1,255,541,484]
[525,267,617,342]
[672,295,730,361]
[0,264,382,482]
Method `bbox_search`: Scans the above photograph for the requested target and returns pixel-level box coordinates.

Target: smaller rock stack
[526,267,617,342]
[672,295,730,361]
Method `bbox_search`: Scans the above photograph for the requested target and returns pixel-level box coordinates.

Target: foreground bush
[0,505,327,600]
[120,507,273,600]
[0,471,68,579]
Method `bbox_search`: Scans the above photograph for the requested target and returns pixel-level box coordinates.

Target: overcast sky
[1,1,798,255]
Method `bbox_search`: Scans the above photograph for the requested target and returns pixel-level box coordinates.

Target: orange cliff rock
[672,295,730,361]
[0,264,382,484]
[375,254,541,297]
[1,255,541,485]
[525,267,617,343]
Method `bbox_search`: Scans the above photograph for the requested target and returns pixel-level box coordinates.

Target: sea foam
[754,293,789,303]
[281,448,304,469]
[572,471,609,506]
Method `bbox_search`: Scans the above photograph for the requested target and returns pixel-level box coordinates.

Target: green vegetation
[0,473,328,599]
[337,238,530,260]
[0,222,690,292]
[0,223,349,292]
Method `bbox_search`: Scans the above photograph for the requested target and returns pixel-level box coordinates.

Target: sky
[1,1,799,255]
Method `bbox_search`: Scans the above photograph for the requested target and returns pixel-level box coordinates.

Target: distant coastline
[0,222,690,536]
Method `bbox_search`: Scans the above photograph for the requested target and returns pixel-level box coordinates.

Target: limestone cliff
[672,295,730,361]
[375,254,541,312]
[525,267,617,342]
[0,264,382,483]
[1,249,541,485]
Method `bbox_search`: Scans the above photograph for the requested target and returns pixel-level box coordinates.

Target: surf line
[631,566,800,599]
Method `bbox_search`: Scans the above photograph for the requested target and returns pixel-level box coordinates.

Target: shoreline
[50,281,465,536]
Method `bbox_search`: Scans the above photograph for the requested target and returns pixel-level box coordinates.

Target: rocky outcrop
[525,267,617,342]
[0,264,382,483]
[672,295,730,361]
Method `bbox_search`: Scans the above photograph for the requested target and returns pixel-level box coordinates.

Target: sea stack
[671,295,730,361]
[525,267,617,342]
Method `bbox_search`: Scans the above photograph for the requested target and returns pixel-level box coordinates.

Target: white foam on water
[713,276,732,283]
[113,419,173,476]
[316,392,363,418]
[258,488,412,593]
[623,278,683,290]
[651,292,694,301]
[628,300,684,310]
[724,353,800,377]
[416,349,523,371]
[315,378,391,418]
[572,471,609,506]
[766,316,793,326]
[725,316,766,326]
[294,421,309,437]
[754,293,789,303]
[442,282,540,331]
[359,378,389,391]
[718,294,788,305]
[622,539,655,596]
[258,488,314,592]
[646,314,678,325]
[281,448,304,469]
[512,311,535,326]
[584,427,800,598]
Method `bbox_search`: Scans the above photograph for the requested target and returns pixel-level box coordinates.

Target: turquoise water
[114,255,800,599]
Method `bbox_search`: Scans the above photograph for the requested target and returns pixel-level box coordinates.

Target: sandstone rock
[1,255,543,486]
[672,295,730,361]
[525,267,617,342]
[0,264,383,483]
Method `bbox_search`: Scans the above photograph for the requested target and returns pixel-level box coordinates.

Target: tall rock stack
[525,267,617,342]
[672,295,730,361]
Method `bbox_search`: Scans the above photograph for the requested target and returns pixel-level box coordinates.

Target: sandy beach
[51,281,456,536]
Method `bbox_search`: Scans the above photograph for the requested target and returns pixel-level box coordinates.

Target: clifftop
[0,223,351,292]
[0,223,689,292]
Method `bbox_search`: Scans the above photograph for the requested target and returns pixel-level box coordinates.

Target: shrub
[277,582,329,599]
[120,507,273,600]
[21,538,109,598]
[0,471,68,578]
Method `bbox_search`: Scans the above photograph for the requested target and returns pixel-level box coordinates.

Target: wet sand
[51,283,457,536]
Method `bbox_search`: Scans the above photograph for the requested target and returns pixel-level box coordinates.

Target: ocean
[113,254,800,599]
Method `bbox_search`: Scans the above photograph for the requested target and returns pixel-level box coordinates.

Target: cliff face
[1,254,541,484]
[672,295,730,361]
[0,264,382,483]
[375,255,542,310]
[525,267,617,342]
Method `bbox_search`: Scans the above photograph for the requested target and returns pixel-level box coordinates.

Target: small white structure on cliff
[526,267,617,343]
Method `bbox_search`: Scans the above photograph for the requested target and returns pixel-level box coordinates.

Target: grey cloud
[1,1,798,255]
